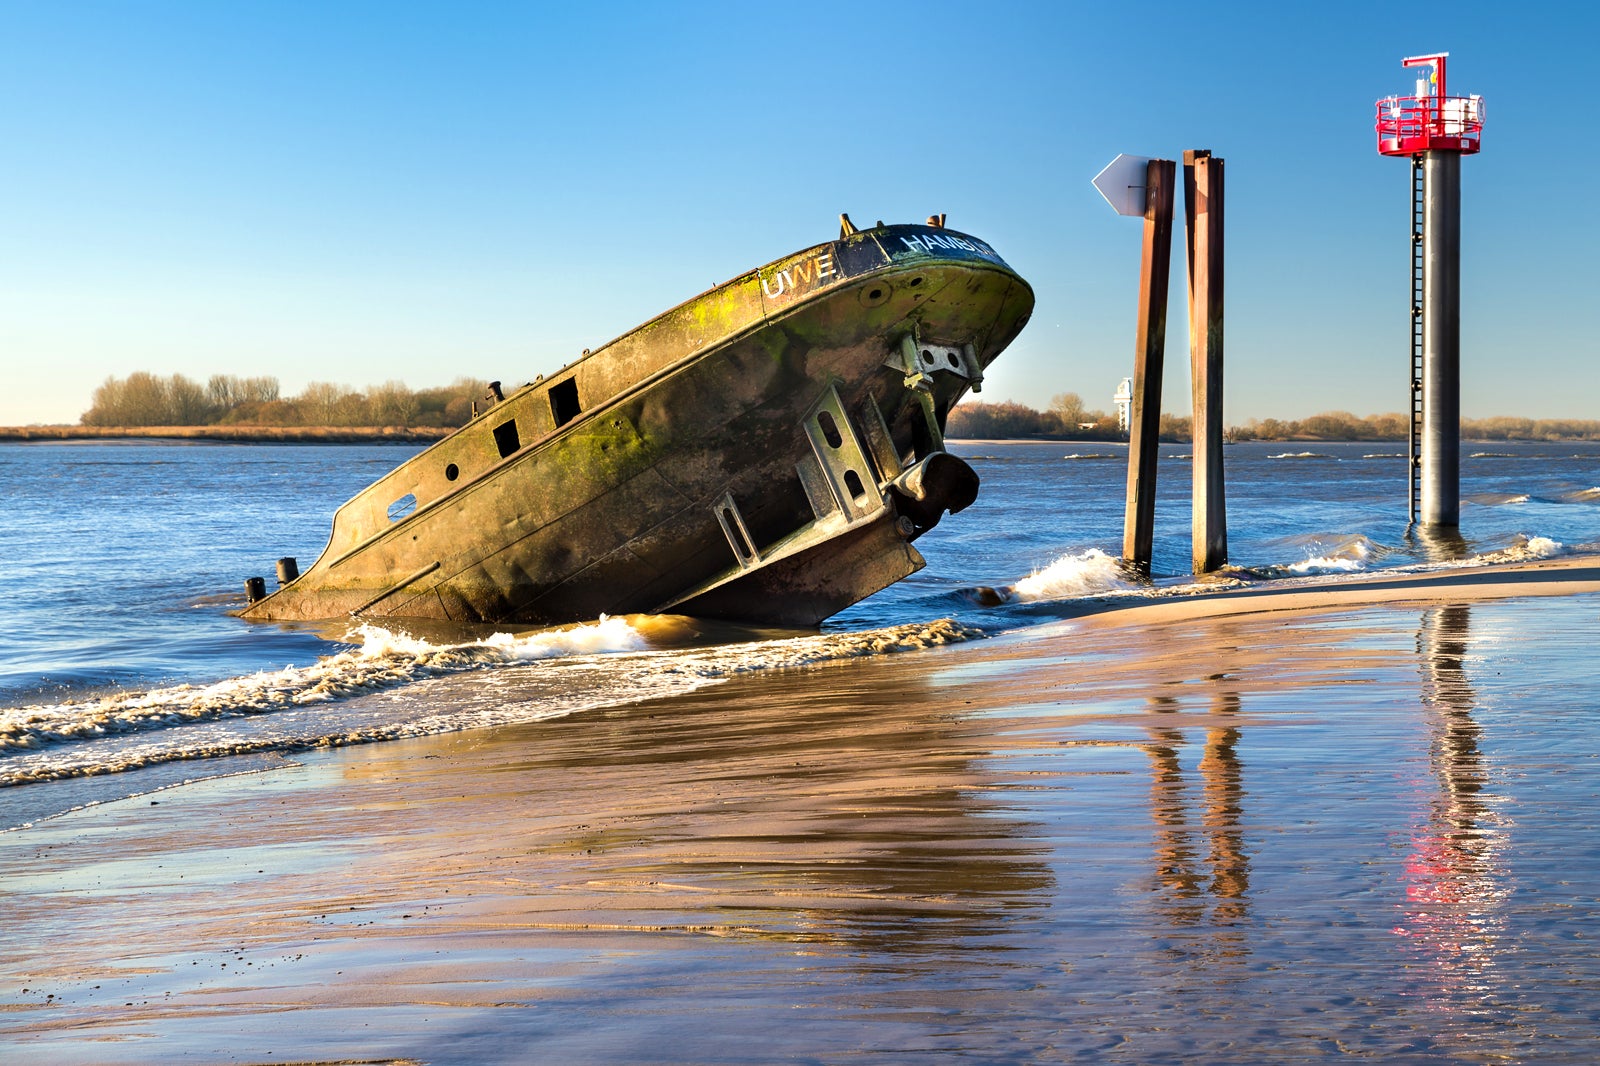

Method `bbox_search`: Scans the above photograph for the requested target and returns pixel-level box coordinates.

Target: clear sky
[2,1,1594,426]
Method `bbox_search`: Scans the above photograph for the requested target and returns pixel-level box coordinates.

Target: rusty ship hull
[240,222,1033,628]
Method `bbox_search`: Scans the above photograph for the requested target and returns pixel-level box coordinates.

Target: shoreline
[6,428,1599,445]
[6,555,1600,1060]
[0,424,449,443]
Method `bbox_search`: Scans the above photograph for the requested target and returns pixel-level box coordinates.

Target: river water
[2,438,1597,817]
[5,438,1600,1062]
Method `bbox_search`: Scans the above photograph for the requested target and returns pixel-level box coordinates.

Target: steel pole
[1419,150,1461,527]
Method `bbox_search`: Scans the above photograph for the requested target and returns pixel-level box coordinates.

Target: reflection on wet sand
[1143,682,1249,958]
[1399,603,1508,995]
[10,591,1600,1063]
[342,666,1060,958]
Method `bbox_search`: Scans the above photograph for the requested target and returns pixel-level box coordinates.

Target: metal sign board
[1092,154,1153,216]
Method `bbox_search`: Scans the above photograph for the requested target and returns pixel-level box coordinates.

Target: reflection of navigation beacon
[1375,53,1483,529]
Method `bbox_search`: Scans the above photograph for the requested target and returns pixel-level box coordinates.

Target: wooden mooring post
[1121,158,1176,576]
[1185,149,1227,572]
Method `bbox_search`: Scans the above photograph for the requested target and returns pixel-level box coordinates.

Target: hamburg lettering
[898,232,999,259]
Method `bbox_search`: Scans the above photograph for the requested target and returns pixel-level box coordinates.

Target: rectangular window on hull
[494,419,520,458]
[550,378,581,427]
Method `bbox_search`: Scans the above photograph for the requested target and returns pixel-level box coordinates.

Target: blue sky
[2,1,1594,425]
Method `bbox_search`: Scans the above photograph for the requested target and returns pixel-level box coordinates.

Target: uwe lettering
[761,252,837,298]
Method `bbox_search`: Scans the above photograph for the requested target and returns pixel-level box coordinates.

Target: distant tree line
[1232,411,1600,441]
[81,372,490,429]
[78,374,1600,441]
[948,397,1600,442]
[946,393,1192,441]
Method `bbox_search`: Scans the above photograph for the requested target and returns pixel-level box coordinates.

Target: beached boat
[240,217,1034,627]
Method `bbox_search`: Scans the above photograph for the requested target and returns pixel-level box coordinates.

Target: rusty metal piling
[1121,158,1176,576]
[1185,150,1227,572]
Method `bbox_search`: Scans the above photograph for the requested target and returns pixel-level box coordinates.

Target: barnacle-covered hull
[240,222,1033,628]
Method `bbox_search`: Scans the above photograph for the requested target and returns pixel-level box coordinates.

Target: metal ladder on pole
[1408,155,1425,525]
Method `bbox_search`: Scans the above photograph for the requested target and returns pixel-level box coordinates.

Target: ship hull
[240,223,1033,628]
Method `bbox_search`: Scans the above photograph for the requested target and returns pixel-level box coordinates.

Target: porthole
[387,493,418,523]
[445,462,460,482]
[859,283,892,308]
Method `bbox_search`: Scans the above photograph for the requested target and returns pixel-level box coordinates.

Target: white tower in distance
[1113,377,1133,434]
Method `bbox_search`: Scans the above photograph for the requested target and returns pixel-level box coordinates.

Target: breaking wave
[1269,452,1335,460]
[960,548,1137,607]
[0,617,982,787]
[1287,539,1374,575]
[1473,535,1566,564]
[1243,536,1383,578]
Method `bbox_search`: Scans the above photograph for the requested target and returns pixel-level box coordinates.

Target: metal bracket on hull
[895,335,980,391]
[886,330,985,458]
[800,383,884,523]
[713,491,760,570]
[856,393,903,483]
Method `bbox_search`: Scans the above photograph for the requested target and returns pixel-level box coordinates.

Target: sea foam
[1473,534,1566,564]
[1285,537,1375,576]
[0,617,982,786]
[1008,549,1136,603]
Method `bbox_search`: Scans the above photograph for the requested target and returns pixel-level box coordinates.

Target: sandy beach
[6,555,1600,1063]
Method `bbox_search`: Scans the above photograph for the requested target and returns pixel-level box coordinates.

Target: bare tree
[1050,392,1088,428]
[298,381,352,426]
[366,380,419,427]
[167,374,212,424]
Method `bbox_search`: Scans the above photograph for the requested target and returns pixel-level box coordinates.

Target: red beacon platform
[1375,53,1483,155]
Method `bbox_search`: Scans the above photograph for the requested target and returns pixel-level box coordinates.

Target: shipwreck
[240,216,1034,628]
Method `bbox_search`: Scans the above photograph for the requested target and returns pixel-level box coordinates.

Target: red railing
[1376,95,1484,155]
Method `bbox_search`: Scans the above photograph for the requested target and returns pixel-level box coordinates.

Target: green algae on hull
[239,221,1034,628]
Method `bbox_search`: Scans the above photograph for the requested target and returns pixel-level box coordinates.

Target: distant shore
[0,425,451,444]
[7,426,1599,446]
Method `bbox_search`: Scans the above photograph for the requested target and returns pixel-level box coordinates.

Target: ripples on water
[3,439,1599,804]
[5,441,1600,1060]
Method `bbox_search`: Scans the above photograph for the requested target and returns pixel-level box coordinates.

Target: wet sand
[6,556,1600,1063]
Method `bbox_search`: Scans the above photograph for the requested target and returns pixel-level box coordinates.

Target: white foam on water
[0,617,982,786]
[1287,538,1374,576]
[1007,549,1136,603]
[1269,451,1334,460]
[1473,534,1566,564]
[478,615,651,660]
[0,616,648,755]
